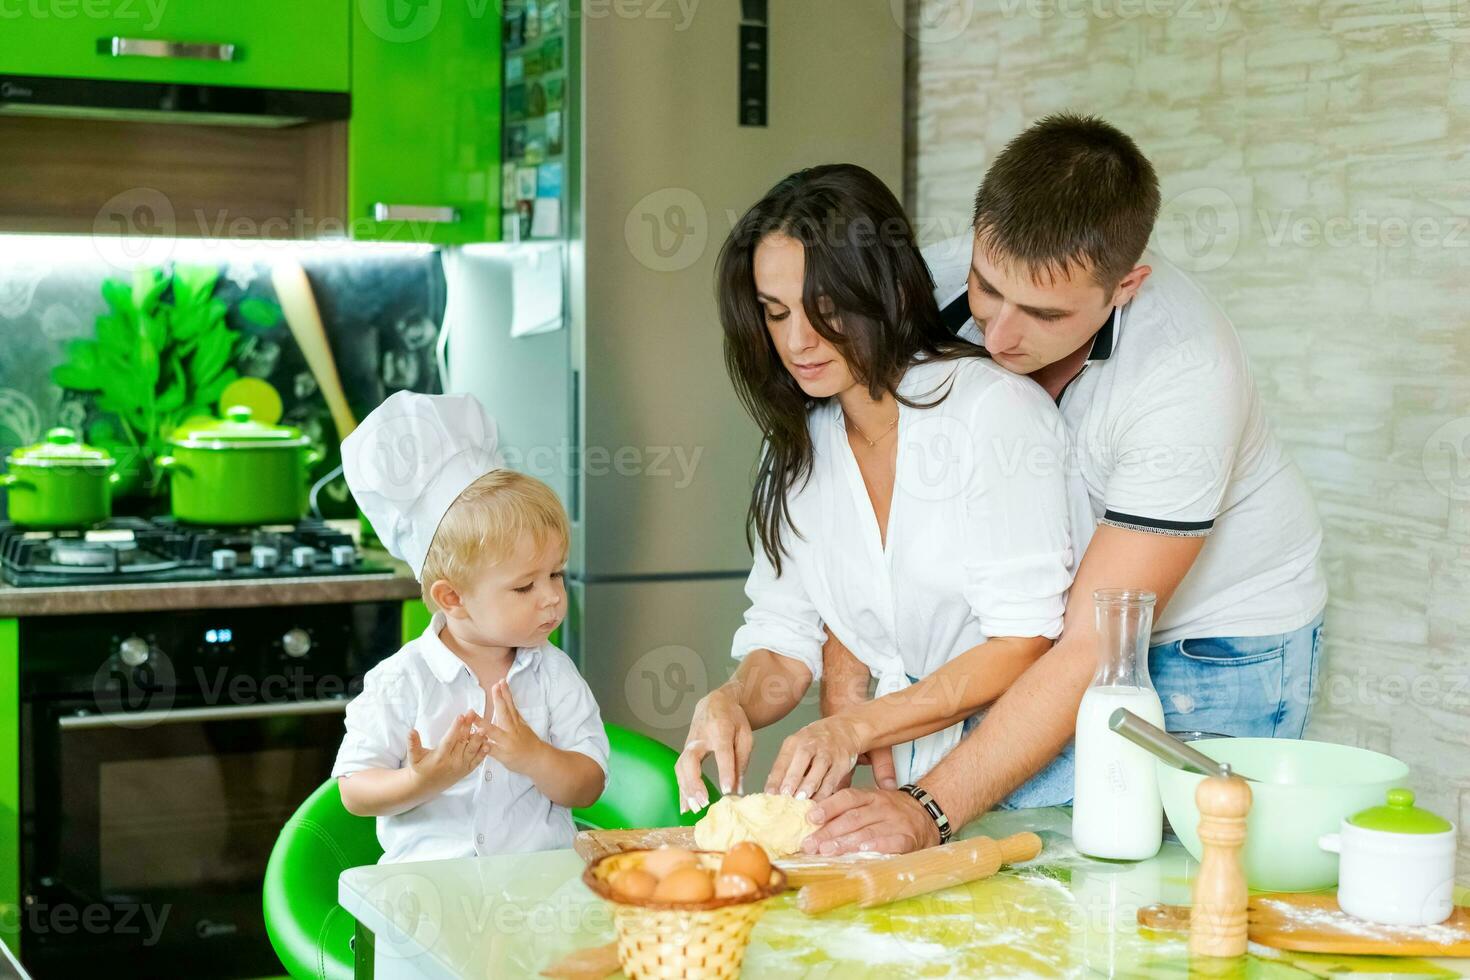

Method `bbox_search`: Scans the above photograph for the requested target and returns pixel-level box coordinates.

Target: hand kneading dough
[693,794,815,856]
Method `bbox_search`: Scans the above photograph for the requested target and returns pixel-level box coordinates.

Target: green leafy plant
[51,264,282,496]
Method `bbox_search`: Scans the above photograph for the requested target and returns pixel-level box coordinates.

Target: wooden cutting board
[1138,893,1470,957]
[574,827,886,887]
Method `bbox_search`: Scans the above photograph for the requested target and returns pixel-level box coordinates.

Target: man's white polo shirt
[332,612,609,864]
[926,236,1327,644]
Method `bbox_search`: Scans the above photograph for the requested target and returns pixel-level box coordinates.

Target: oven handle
[58,697,351,730]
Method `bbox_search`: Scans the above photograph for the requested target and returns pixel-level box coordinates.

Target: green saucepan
[1157,737,1409,892]
[156,406,324,526]
[1,427,120,528]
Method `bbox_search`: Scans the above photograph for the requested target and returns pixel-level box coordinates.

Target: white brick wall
[904,0,1470,850]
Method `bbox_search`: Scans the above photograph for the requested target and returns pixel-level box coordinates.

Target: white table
[340,808,1470,979]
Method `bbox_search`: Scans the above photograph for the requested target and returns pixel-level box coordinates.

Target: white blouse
[731,356,1081,785]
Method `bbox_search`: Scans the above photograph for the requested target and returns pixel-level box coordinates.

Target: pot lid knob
[45,427,79,445]
[1349,788,1454,834]
[225,405,254,423]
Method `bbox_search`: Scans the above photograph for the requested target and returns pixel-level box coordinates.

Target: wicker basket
[582,849,787,980]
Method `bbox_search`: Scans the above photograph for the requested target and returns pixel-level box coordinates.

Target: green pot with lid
[156,406,324,526]
[1,427,120,528]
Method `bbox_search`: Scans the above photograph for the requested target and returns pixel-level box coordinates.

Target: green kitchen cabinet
[349,0,502,244]
[0,619,18,961]
[0,1,348,92]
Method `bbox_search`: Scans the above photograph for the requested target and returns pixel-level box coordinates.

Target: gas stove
[0,516,392,587]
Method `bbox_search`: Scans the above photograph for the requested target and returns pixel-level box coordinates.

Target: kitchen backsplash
[0,238,445,517]
[904,1,1470,863]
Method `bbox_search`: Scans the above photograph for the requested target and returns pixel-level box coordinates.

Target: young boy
[333,391,607,863]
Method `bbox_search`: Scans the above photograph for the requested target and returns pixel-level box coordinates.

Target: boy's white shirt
[332,611,609,864]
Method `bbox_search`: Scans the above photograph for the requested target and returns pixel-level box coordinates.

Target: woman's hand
[801,788,940,856]
[675,686,753,812]
[407,710,491,795]
[765,715,874,800]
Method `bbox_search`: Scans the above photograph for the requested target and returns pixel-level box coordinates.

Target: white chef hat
[341,391,503,578]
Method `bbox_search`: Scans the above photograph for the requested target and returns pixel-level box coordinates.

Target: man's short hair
[972,112,1160,291]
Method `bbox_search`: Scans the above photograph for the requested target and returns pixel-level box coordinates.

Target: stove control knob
[118,635,151,667]
[330,544,358,568]
[282,628,312,658]
[290,546,317,569]
[211,548,238,572]
[251,545,280,570]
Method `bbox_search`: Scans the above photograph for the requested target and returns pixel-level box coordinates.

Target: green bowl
[1157,738,1408,892]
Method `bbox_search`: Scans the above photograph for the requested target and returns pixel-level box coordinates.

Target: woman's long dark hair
[716,163,982,574]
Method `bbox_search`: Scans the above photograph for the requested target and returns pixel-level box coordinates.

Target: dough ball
[693,793,815,857]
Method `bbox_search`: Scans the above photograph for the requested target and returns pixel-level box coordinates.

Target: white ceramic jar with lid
[1318,788,1456,926]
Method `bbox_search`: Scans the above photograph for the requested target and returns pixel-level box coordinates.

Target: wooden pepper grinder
[1190,766,1252,957]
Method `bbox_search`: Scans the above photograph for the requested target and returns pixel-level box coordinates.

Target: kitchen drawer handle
[373,203,460,224]
[100,37,239,63]
[60,697,349,730]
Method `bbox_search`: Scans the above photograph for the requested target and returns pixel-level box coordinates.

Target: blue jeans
[965,613,1325,810]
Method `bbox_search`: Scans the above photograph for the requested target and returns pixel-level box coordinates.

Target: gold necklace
[847,412,898,449]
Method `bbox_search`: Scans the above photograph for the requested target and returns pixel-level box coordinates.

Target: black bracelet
[898,782,952,845]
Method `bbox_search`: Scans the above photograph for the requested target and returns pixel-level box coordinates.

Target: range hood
[0,72,349,127]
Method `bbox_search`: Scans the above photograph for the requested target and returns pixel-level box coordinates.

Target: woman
[674,164,1081,827]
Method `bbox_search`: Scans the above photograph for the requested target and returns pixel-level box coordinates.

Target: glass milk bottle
[1072,589,1166,860]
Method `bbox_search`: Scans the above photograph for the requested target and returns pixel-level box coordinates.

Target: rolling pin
[798,832,1042,915]
[270,261,359,441]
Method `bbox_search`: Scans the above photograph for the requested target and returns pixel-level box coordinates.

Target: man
[799,112,1326,855]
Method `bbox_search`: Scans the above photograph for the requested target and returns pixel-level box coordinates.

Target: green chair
[262,723,716,979]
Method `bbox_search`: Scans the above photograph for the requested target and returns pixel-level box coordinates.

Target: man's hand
[483,681,546,774]
[800,788,940,856]
[675,686,753,811]
[406,710,490,794]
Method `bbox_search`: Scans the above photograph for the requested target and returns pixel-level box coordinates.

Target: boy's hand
[406,710,490,794]
[484,681,546,774]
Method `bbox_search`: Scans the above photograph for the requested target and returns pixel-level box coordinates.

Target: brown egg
[719,841,773,885]
[651,865,715,903]
[640,846,698,880]
[714,873,758,899]
[610,868,658,902]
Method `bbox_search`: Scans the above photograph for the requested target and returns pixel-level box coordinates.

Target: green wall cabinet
[349,0,503,245]
[0,1,348,92]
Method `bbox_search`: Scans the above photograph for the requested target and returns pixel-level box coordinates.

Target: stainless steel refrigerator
[442,1,904,783]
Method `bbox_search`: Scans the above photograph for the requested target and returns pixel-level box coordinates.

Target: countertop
[339,807,1470,979]
[0,547,420,616]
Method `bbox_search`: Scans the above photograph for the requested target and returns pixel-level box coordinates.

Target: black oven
[18,602,400,979]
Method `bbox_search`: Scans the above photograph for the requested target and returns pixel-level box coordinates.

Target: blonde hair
[420,469,570,612]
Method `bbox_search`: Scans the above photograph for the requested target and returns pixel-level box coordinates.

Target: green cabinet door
[349,0,502,244]
[0,1,348,92]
